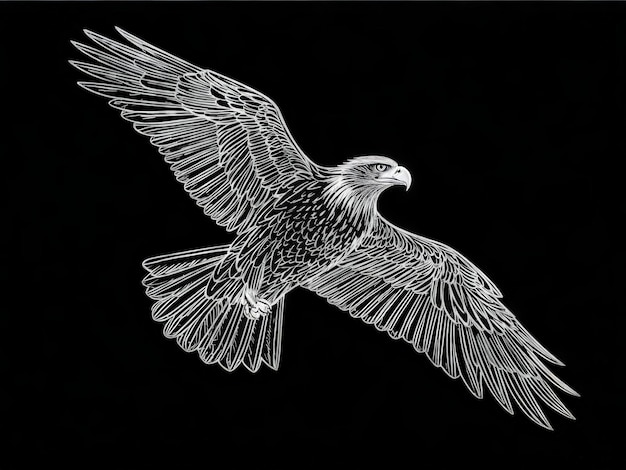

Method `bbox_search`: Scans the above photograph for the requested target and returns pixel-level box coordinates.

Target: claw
[245,307,261,320]
[257,298,271,314]
[242,291,271,320]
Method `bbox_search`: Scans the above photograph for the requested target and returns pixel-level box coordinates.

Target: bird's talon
[257,298,271,315]
[242,293,271,320]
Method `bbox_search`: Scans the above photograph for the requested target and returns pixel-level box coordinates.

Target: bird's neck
[322,175,382,224]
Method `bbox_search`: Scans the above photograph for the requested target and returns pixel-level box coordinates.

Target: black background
[2,2,625,468]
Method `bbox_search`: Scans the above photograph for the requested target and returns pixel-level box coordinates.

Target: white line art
[71,28,578,429]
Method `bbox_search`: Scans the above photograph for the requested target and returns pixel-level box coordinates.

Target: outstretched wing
[70,28,320,233]
[304,217,578,429]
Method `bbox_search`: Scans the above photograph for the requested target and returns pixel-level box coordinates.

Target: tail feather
[261,299,284,370]
[244,313,269,372]
[143,245,284,372]
[143,245,229,300]
[223,314,257,370]
[143,244,230,277]
[176,308,213,352]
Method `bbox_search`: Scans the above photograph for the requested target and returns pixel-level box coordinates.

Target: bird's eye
[374,164,389,172]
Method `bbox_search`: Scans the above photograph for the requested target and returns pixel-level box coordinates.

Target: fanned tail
[142,245,284,371]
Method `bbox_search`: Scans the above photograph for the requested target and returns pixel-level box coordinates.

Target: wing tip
[547,354,566,367]
[82,28,110,45]
[527,407,554,431]
[552,373,580,398]
[70,39,85,51]
[114,26,139,44]
[562,408,577,421]
[76,81,102,95]
[67,60,94,76]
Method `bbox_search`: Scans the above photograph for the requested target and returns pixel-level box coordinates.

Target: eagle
[71,28,578,429]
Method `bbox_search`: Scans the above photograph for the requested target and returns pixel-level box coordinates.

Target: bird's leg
[241,289,271,320]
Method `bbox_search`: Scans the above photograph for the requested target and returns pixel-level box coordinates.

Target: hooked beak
[392,166,412,190]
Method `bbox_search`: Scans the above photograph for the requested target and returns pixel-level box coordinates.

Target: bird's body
[71,28,578,430]
[213,169,380,307]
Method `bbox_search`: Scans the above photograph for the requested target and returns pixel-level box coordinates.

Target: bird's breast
[267,182,375,268]
[236,180,377,293]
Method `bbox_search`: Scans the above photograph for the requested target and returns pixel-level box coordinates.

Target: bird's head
[333,156,412,194]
